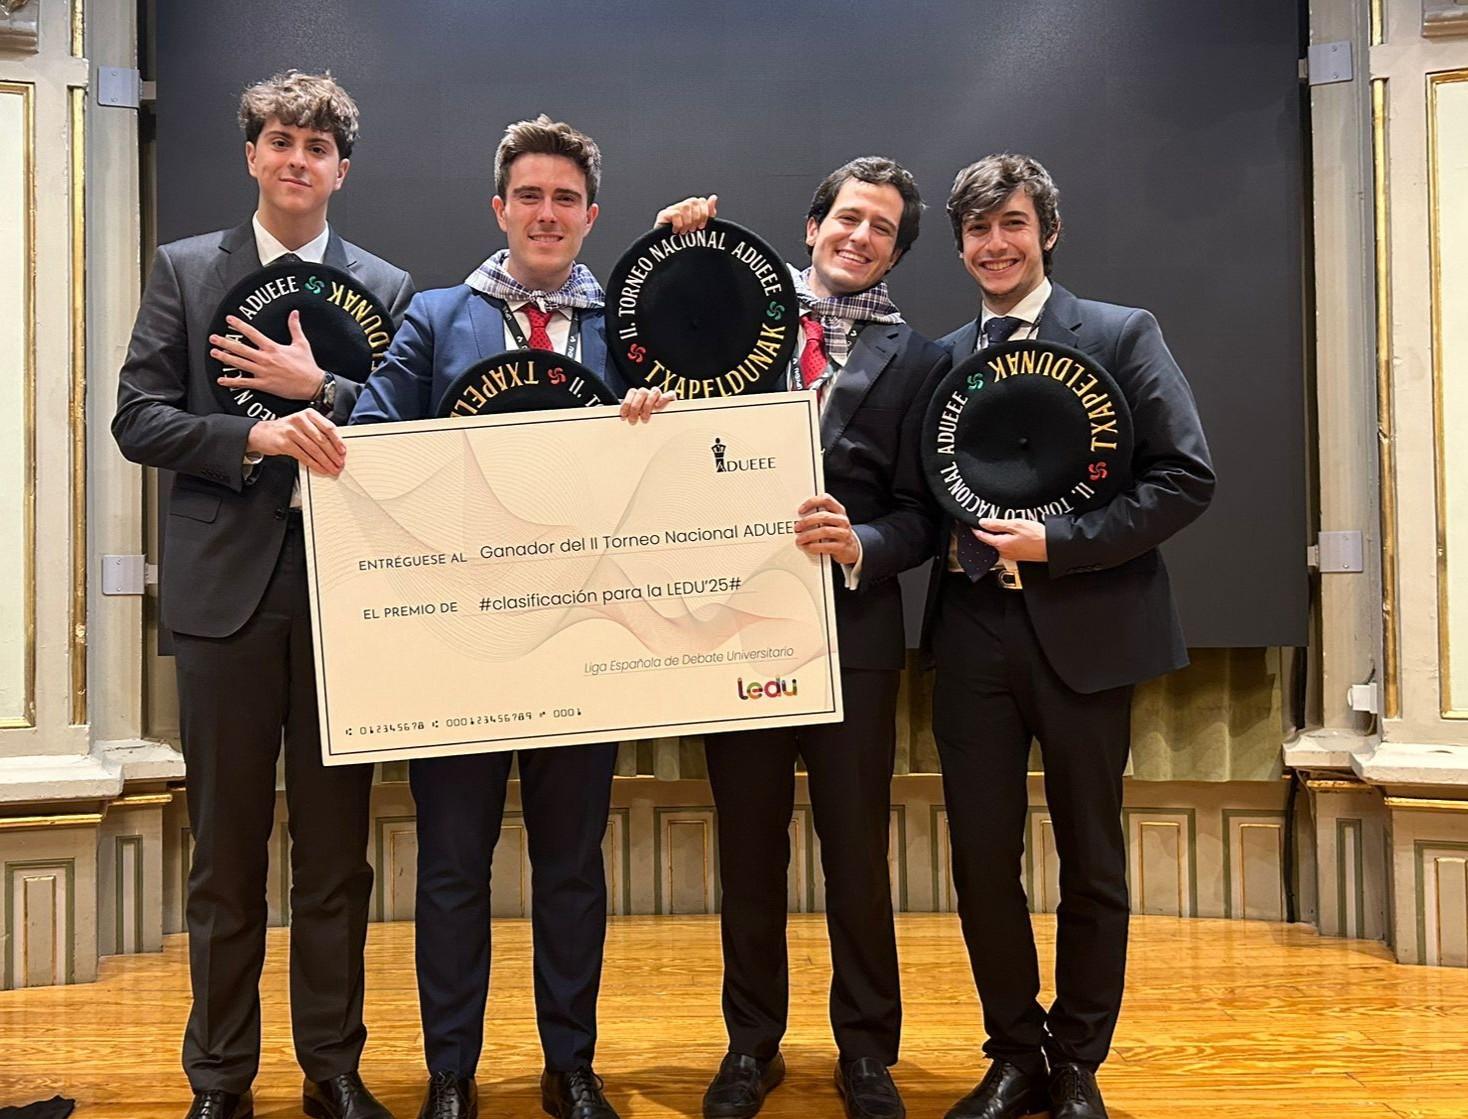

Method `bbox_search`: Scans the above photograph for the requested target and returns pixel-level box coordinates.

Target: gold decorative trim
[0,82,36,730]
[1306,778,1370,791]
[69,85,87,726]
[1427,70,1468,718]
[1371,0,1385,45]
[70,0,85,56]
[0,812,105,832]
[1385,795,1468,813]
[1373,78,1401,720]
[110,793,173,810]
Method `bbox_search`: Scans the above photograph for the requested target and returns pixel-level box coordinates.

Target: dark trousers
[931,573,1133,1074]
[410,741,616,1075]
[172,519,375,1093]
[704,667,902,1065]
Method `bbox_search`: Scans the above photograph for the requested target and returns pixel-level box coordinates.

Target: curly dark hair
[238,70,360,159]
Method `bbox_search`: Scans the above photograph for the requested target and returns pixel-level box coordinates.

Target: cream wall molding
[0,740,181,806]
[1427,68,1468,717]
[1373,0,1468,748]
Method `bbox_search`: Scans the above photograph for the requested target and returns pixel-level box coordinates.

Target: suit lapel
[1036,282,1082,349]
[819,323,900,449]
[579,310,608,379]
[212,222,262,294]
[467,292,506,360]
[324,230,354,271]
[948,318,980,359]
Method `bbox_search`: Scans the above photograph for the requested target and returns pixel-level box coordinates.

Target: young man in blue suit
[656,160,950,1119]
[353,115,667,1119]
[929,154,1214,1119]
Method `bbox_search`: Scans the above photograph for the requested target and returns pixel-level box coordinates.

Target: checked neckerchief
[465,248,605,311]
[787,265,904,389]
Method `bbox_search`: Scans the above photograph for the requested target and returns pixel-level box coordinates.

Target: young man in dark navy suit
[929,153,1214,1119]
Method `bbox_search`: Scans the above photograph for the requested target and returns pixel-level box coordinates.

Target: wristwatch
[313,372,338,414]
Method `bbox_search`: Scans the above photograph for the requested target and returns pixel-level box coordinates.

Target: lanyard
[502,302,582,362]
[788,316,865,395]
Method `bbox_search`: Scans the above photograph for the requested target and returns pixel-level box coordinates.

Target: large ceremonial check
[301,394,843,765]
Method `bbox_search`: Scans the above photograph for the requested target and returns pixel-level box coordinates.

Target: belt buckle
[996,565,1023,591]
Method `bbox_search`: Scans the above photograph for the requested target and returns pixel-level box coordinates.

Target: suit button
[273,507,286,520]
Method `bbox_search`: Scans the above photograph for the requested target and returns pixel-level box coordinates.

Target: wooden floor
[2,914,1467,1118]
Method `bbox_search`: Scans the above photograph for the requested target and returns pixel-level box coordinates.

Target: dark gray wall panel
[154,0,1310,648]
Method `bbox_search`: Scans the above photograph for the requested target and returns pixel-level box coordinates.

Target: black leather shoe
[702,1052,786,1118]
[416,1071,477,1119]
[1049,1063,1108,1119]
[305,1071,395,1119]
[834,1057,906,1119]
[944,1059,1048,1119]
[183,1088,252,1119]
[541,1065,619,1119]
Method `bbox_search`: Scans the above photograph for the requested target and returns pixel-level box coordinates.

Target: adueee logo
[710,436,776,474]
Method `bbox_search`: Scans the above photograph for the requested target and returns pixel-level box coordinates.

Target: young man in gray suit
[112,71,413,1119]
[929,154,1214,1119]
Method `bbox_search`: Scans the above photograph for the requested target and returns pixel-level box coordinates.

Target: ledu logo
[710,436,776,474]
[736,676,799,700]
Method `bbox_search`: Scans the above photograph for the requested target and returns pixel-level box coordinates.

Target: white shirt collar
[507,299,569,319]
[981,277,1052,331]
[252,212,331,266]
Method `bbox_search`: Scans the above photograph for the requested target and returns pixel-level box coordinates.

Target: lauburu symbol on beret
[966,371,986,393]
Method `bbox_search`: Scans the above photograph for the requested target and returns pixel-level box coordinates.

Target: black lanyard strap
[501,303,582,362]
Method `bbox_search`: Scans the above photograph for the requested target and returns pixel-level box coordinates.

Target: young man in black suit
[657,159,950,1119]
[112,72,413,1119]
[930,153,1214,1119]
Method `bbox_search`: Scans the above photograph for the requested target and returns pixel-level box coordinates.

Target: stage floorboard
[2,914,1467,1118]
